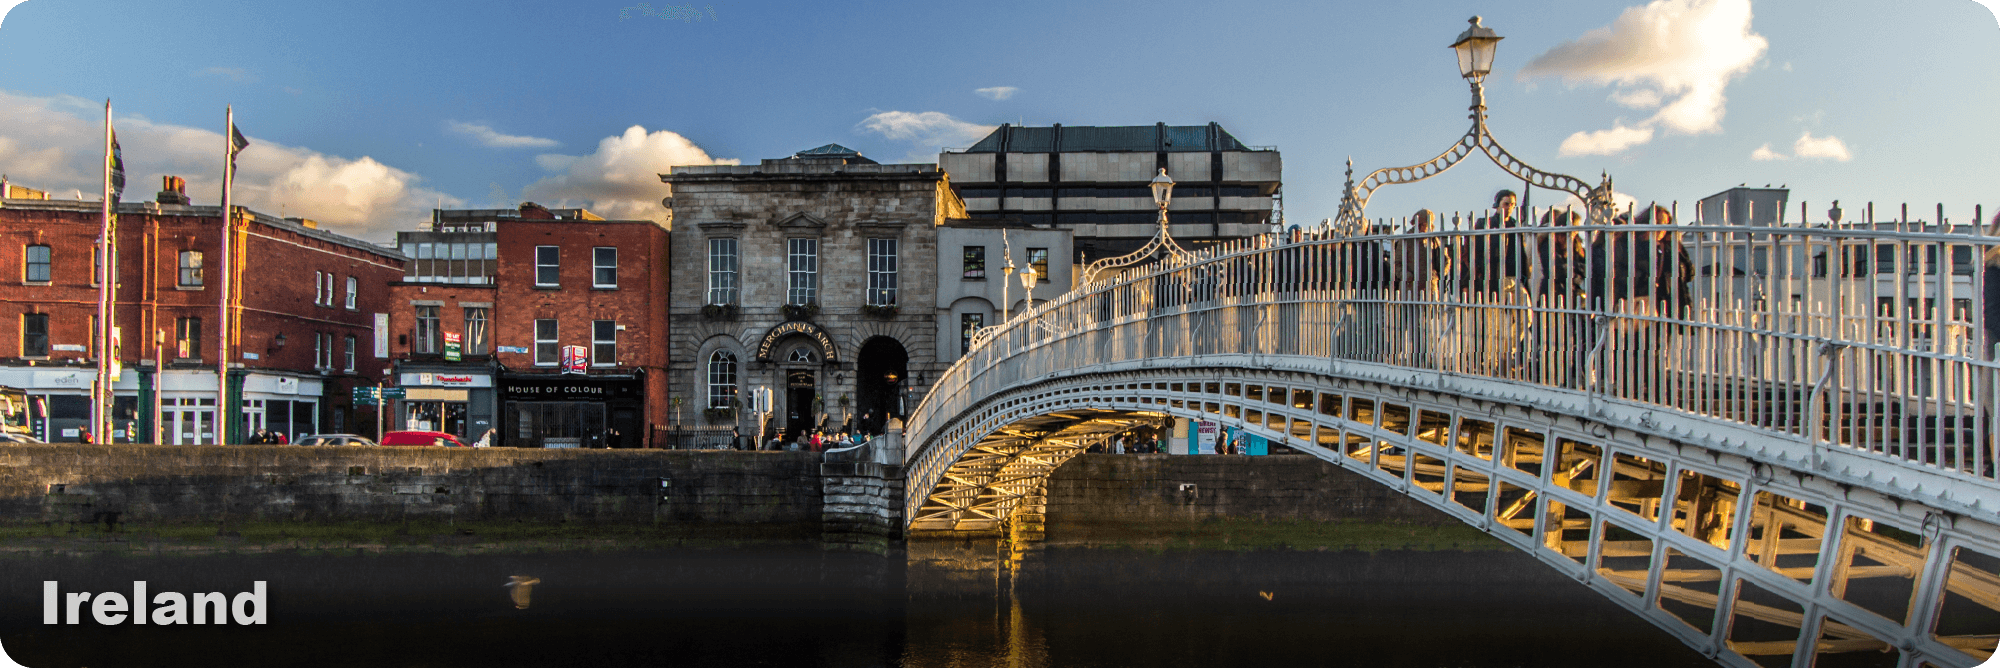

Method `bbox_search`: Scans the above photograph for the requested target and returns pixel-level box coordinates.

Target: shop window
[591,320,616,366]
[534,319,558,366]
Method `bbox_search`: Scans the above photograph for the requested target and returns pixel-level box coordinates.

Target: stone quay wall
[1043,454,1454,530]
[0,445,825,531]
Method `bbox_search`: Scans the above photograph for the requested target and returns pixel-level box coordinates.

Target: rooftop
[958,122,1267,153]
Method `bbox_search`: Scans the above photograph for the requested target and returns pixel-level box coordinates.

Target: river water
[0,542,1714,668]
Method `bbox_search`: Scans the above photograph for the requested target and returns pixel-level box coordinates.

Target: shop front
[499,372,645,448]
[395,371,495,443]
[0,367,139,442]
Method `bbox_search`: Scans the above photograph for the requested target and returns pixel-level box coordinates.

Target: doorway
[855,336,908,436]
[785,370,816,442]
[161,397,216,445]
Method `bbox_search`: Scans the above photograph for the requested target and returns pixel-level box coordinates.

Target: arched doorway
[855,336,908,435]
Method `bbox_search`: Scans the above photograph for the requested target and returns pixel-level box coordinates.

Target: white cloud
[1521,0,1768,154]
[1749,143,1785,161]
[1792,131,1851,161]
[196,66,257,83]
[0,90,456,241]
[0,1,30,31]
[974,86,1018,101]
[1550,189,1643,218]
[521,125,737,223]
[446,120,559,149]
[857,111,996,159]
[1557,123,1655,156]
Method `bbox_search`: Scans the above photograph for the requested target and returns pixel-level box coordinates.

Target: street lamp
[1018,262,1039,313]
[1449,16,1503,82]
[1150,168,1174,230]
[1333,15,1613,232]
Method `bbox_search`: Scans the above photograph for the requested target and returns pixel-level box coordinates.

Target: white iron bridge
[900,210,2000,668]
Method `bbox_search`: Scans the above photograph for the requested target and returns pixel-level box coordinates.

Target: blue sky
[0,0,1994,240]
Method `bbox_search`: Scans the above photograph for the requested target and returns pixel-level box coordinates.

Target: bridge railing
[908,206,2000,500]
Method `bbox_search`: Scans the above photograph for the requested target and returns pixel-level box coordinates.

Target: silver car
[295,434,377,447]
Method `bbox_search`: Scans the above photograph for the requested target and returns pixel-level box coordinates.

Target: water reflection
[505,575,540,609]
[0,542,1717,667]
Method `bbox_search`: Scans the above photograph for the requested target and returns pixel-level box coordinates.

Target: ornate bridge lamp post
[1334,16,1616,233]
[1080,168,1196,285]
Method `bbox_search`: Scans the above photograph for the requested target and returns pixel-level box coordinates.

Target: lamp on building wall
[272,333,286,350]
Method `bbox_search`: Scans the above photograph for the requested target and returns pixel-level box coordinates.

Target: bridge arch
[902,221,2000,667]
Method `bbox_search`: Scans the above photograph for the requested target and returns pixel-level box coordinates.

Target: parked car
[296,434,377,447]
[380,431,469,448]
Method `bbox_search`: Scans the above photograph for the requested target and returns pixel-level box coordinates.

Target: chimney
[518,201,555,219]
[285,217,320,229]
[156,176,191,205]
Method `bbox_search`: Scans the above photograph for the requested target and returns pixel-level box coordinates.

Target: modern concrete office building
[937,123,1280,268]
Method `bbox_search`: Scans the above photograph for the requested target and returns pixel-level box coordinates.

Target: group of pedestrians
[729,412,884,452]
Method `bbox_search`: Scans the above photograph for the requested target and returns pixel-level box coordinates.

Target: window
[326,273,336,305]
[592,320,616,366]
[534,246,559,286]
[345,277,357,309]
[707,351,738,408]
[313,332,325,369]
[534,319,558,366]
[960,313,983,357]
[25,245,50,283]
[22,313,48,357]
[178,251,203,287]
[962,246,986,279]
[463,307,489,355]
[344,335,356,372]
[707,238,739,305]
[867,238,898,306]
[1027,248,1050,283]
[175,317,201,359]
[787,238,818,305]
[593,247,617,288]
[414,305,440,354]
[788,348,818,364]
[314,271,324,305]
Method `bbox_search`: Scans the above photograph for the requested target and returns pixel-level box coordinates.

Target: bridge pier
[821,426,908,552]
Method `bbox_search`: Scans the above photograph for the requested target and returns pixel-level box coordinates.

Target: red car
[379,431,469,447]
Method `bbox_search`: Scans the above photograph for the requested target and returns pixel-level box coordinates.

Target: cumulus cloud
[447,120,559,149]
[521,125,737,223]
[1550,189,1643,218]
[1557,123,1655,156]
[0,1,30,31]
[857,110,997,162]
[974,86,1018,100]
[1521,0,1768,155]
[1745,131,1851,162]
[1791,131,1851,161]
[196,66,257,83]
[0,90,456,240]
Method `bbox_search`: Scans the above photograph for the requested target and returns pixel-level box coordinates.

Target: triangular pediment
[777,212,828,229]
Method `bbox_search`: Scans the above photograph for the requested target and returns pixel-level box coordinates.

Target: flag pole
[217,106,234,445]
[95,100,113,443]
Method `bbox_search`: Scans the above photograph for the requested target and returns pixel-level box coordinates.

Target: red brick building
[0,177,403,443]
[383,203,669,448]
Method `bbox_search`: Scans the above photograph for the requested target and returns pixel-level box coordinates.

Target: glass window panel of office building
[787,238,817,306]
[400,237,497,284]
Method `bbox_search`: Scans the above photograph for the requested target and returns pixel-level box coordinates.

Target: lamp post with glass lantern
[1333,15,1614,233]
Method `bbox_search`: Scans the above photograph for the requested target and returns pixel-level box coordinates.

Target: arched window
[787,348,818,364]
[707,351,738,408]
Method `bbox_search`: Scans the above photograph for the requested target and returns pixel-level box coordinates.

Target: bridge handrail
[910,213,2000,506]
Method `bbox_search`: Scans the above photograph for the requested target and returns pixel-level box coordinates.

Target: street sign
[351,387,379,399]
[353,396,378,407]
[443,332,462,362]
[380,387,406,398]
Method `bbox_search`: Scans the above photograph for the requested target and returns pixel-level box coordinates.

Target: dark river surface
[0,542,1716,668]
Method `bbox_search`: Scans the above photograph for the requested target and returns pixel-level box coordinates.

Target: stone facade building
[662,145,965,443]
